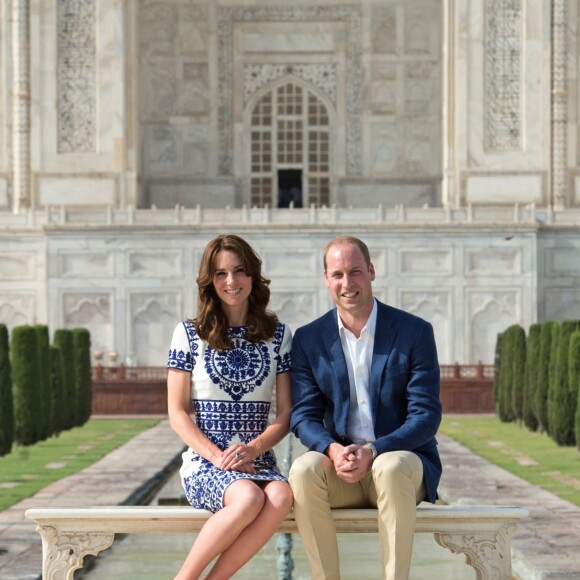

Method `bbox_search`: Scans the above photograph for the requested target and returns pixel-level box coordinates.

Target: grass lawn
[0,418,160,511]
[439,415,580,508]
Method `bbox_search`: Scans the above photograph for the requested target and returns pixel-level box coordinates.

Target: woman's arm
[167,368,256,473]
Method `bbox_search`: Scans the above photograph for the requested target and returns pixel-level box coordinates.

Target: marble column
[551,0,567,209]
[12,0,31,213]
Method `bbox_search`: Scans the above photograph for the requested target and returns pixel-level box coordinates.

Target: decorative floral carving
[37,524,114,579]
[485,0,522,152]
[244,64,337,104]
[433,524,517,579]
[57,0,96,153]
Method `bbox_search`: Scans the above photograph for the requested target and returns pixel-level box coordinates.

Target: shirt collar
[337,298,378,339]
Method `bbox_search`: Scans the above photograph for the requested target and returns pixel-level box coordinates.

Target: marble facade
[0,0,580,365]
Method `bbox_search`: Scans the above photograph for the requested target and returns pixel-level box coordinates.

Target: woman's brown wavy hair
[191,234,278,350]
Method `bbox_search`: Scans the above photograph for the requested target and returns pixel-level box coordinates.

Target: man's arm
[290,329,336,453]
[374,321,442,455]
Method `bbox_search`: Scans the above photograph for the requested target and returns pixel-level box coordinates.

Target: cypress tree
[567,331,580,448]
[52,329,76,431]
[49,345,65,436]
[0,324,14,456]
[493,332,503,413]
[510,325,526,422]
[11,326,40,445]
[498,326,514,422]
[536,321,556,433]
[524,323,541,431]
[547,323,562,437]
[549,320,580,446]
[33,325,51,440]
[72,328,92,426]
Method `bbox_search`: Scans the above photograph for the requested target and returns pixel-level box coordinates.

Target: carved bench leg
[36,525,115,580]
[433,524,517,580]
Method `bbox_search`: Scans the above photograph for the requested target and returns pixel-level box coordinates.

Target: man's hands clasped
[327,443,374,483]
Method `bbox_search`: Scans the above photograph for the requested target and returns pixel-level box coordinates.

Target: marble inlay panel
[58,252,113,278]
[465,248,522,276]
[57,0,96,153]
[0,253,36,279]
[399,250,453,276]
[127,251,182,278]
[263,250,318,278]
[484,0,522,151]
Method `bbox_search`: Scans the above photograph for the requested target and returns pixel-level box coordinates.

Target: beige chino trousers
[289,450,426,580]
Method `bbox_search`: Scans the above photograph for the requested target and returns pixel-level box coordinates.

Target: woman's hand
[218,444,258,474]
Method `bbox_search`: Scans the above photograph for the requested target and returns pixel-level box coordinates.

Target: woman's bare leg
[205,481,293,579]
[173,480,265,580]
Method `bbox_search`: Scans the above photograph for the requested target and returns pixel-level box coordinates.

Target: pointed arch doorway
[247,79,332,208]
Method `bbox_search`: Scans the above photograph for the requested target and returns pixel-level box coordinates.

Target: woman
[166,234,293,580]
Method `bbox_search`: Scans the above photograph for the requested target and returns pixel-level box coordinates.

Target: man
[289,236,442,580]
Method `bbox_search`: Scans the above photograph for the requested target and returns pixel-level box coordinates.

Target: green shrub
[536,321,556,433]
[0,324,14,456]
[498,326,514,422]
[33,325,51,440]
[52,329,76,431]
[547,323,562,437]
[549,320,580,446]
[568,331,580,450]
[493,333,503,408]
[524,324,540,431]
[72,328,92,426]
[11,326,40,445]
[510,325,526,422]
[49,345,65,436]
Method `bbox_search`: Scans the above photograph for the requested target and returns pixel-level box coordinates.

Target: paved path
[0,420,579,579]
[0,419,185,580]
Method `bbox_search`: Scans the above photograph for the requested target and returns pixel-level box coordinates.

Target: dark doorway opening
[277,169,303,208]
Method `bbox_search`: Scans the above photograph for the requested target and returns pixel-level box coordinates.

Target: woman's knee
[265,481,294,515]
[224,481,266,520]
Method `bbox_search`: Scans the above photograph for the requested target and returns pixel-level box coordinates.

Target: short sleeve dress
[167,320,292,513]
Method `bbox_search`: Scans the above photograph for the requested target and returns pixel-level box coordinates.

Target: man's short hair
[323,236,371,271]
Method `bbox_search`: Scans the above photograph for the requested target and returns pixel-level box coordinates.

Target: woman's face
[212,250,253,315]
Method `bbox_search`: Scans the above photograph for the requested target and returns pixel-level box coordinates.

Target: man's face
[324,242,375,317]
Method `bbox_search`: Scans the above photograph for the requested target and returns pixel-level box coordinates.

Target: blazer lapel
[370,303,397,425]
[321,311,351,404]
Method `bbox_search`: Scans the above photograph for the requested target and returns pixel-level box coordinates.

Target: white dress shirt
[337,299,378,445]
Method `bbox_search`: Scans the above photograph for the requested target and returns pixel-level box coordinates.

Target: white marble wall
[1,218,574,366]
[445,0,552,207]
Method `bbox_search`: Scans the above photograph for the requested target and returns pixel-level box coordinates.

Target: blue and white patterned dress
[167,320,292,513]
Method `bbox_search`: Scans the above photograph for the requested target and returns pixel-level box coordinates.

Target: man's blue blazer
[290,299,442,503]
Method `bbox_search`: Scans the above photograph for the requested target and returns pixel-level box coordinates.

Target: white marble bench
[25,504,527,579]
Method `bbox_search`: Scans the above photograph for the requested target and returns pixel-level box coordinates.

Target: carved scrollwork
[37,524,114,580]
[433,523,517,579]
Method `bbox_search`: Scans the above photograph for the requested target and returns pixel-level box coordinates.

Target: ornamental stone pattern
[484,0,522,151]
[57,0,96,153]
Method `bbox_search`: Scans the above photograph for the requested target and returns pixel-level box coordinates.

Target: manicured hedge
[0,324,14,456]
[11,326,40,445]
[536,321,557,433]
[524,323,540,431]
[510,325,526,422]
[52,329,76,431]
[33,325,51,440]
[72,328,92,426]
[568,331,580,451]
[49,345,65,436]
[549,320,580,446]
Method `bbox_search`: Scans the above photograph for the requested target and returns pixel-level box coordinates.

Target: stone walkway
[0,419,579,579]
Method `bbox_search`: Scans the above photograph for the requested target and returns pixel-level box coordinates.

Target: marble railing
[2,203,580,229]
